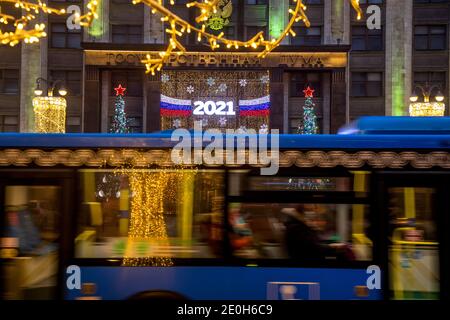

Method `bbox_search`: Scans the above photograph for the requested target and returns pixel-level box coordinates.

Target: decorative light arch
[137,0,363,75]
[0,0,98,46]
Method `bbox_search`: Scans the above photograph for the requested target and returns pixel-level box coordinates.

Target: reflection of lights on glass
[116,191,121,198]
[102,175,107,183]
[98,190,105,198]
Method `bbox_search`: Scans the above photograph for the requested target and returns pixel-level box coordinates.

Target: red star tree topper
[303,86,315,98]
[114,84,126,96]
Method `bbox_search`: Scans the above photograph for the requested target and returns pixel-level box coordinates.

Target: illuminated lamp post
[409,83,446,117]
[33,77,68,133]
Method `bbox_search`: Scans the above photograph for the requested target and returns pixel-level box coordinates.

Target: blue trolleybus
[0,117,449,300]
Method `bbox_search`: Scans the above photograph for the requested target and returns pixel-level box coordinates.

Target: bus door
[0,169,75,300]
[378,172,449,300]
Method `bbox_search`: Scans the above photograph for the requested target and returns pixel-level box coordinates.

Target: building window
[351,26,383,51]
[109,116,142,133]
[0,115,19,132]
[50,23,81,49]
[49,70,82,96]
[127,116,143,133]
[66,116,81,133]
[414,25,447,50]
[351,72,383,97]
[111,25,143,44]
[245,0,267,4]
[290,73,322,98]
[414,72,446,99]
[0,69,19,94]
[111,71,143,97]
[291,26,322,45]
[245,26,267,39]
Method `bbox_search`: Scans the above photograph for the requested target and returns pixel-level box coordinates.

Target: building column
[282,72,289,134]
[270,68,284,131]
[84,0,110,42]
[269,0,289,44]
[145,73,161,133]
[331,69,347,133]
[83,66,101,132]
[100,70,111,132]
[324,0,350,45]
[385,0,413,116]
[144,5,164,44]
[322,73,331,134]
[19,8,48,132]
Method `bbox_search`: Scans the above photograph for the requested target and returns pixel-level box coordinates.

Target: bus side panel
[64,266,382,300]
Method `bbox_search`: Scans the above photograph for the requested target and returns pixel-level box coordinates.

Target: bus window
[248,177,353,192]
[2,185,60,299]
[75,169,224,260]
[228,203,372,262]
[388,187,439,300]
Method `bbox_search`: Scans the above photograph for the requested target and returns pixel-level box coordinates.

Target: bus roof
[339,116,450,135]
[0,133,449,150]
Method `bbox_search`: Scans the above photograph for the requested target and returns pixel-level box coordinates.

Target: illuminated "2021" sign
[193,101,236,116]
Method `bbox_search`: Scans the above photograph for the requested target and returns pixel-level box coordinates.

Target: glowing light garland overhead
[138,0,363,75]
[0,0,99,46]
[351,0,363,20]
[137,0,311,75]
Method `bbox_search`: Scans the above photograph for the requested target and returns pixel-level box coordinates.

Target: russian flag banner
[160,95,192,117]
[239,95,270,117]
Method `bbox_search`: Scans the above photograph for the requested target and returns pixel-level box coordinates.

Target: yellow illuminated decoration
[137,0,363,75]
[137,0,311,75]
[0,0,98,46]
[409,102,446,117]
[32,96,66,133]
[122,169,197,267]
[351,0,363,20]
[205,0,232,31]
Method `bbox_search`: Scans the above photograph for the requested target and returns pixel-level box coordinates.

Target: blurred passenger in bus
[281,205,327,261]
[229,204,254,255]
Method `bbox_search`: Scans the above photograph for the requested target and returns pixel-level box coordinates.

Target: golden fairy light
[351,0,363,20]
[138,0,363,75]
[409,102,446,117]
[0,0,98,46]
[137,0,310,75]
[32,96,66,133]
[122,168,197,267]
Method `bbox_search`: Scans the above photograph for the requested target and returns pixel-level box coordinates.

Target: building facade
[0,0,449,134]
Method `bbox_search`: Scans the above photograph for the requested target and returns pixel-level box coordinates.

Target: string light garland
[351,0,363,21]
[137,0,310,75]
[138,0,363,75]
[0,0,98,46]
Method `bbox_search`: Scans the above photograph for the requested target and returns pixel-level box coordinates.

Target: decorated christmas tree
[298,86,318,134]
[110,84,129,133]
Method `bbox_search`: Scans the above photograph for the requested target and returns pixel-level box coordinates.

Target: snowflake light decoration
[237,126,248,134]
[259,123,269,134]
[218,83,228,93]
[161,73,170,83]
[239,79,248,87]
[199,118,209,127]
[206,77,216,87]
[173,118,182,128]
[186,85,195,94]
[260,75,270,84]
[218,117,227,127]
